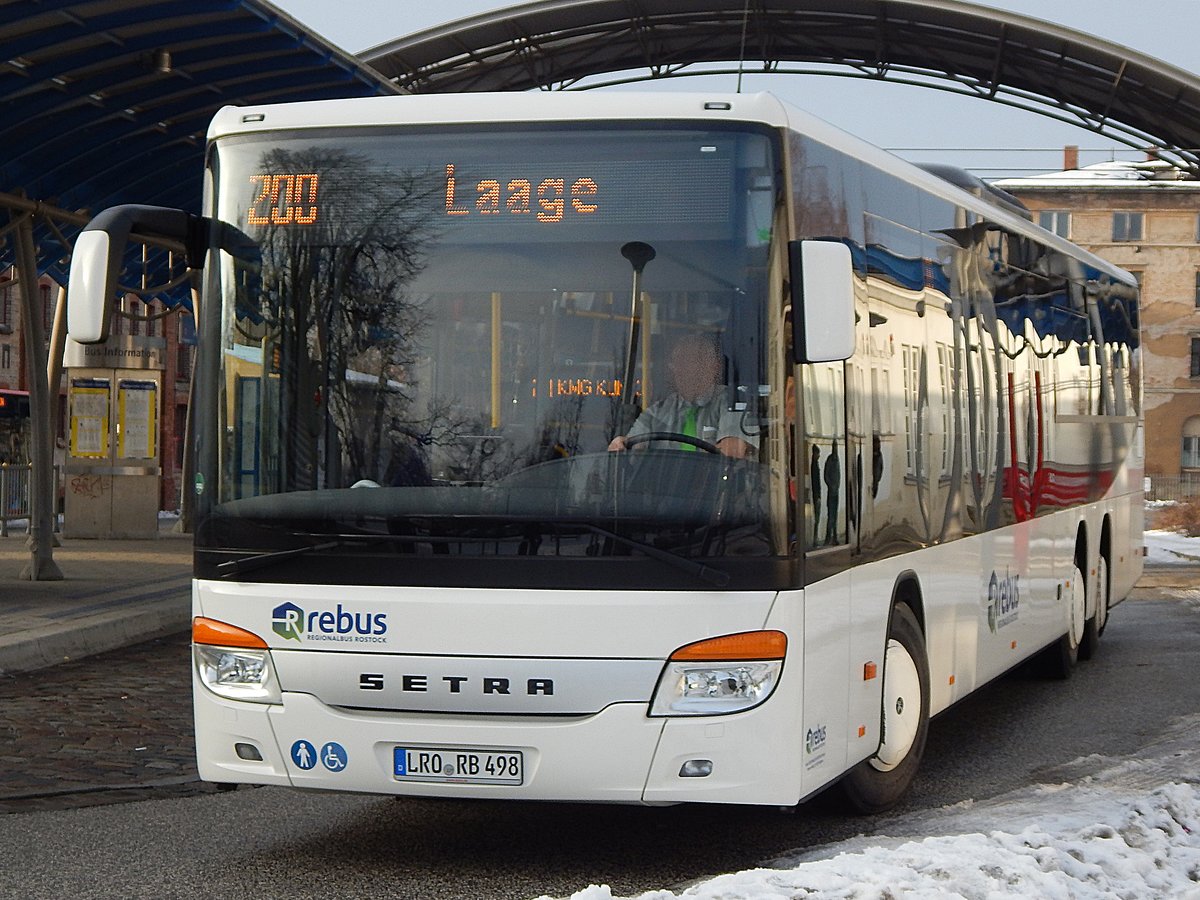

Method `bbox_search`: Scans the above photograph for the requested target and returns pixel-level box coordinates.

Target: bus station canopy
[0,0,399,301]
[365,0,1200,178]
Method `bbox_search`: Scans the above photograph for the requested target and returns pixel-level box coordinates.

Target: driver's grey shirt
[626,386,760,449]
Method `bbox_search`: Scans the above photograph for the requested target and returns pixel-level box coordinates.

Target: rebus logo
[271,601,388,644]
[986,569,1021,633]
[805,724,828,754]
[272,602,305,641]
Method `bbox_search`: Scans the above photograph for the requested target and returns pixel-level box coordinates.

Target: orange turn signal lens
[193,616,268,649]
[670,630,787,662]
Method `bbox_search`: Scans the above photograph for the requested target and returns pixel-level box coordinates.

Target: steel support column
[13,207,62,580]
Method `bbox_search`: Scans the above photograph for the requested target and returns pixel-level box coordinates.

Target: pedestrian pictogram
[290,739,316,770]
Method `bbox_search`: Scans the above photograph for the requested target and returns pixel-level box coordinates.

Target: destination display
[234,128,761,243]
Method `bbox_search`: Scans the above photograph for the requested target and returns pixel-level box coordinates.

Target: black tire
[837,602,930,814]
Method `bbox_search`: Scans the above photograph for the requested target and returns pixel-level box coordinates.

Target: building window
[1112,211,1143,242]
[175,404,188,468]
[0,284,10,329]
[1038,210,1070,238]
[1184,437,1200,469]
[1184,417,1200,468]
[1192,337,1200,377]
[176,343,193,381]
[40,284,55,336]
[1196,271,1200,308]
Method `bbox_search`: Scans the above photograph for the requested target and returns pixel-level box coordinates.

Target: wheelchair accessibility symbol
[320,741,348,772]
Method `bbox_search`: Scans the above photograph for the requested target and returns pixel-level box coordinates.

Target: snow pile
[541,780,1200,900]
[534,700,1200,900]
[1145,529,1200,566]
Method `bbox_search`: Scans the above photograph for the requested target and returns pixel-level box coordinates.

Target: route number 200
[248,173,320,226]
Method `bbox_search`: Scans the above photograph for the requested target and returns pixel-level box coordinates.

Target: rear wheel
[1078,552,1109,661]
[837,603,929,814]
[1038,560,1085,678]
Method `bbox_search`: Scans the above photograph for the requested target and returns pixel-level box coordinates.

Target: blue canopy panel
[840,239,1136,350]
[844,240,952,295]
[994,267,1139,351]
[0,0,400,309]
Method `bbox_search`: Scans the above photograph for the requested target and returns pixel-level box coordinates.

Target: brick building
[996,151,1200,496]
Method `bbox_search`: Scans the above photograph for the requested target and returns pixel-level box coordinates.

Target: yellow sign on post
[69,378,110,459]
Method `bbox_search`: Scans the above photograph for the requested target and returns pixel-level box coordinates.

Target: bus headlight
[649,631,786,717]
[194,645,282,704]
[192,616,281,704]
[650,660,782,716]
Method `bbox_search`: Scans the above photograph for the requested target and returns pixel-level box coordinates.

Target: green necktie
[681,405,698,451]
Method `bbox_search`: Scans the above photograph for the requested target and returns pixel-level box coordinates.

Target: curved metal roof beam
[363,0,1200,175]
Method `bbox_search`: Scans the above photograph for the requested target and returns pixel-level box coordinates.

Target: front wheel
[837,602,930,814]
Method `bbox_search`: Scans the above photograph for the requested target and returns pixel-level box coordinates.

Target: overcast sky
[269,1,1200,176]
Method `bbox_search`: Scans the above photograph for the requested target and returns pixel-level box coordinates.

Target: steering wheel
[624,431,719,454]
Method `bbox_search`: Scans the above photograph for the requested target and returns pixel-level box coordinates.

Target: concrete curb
[0,597,189,676]
[1134,564,1200,591]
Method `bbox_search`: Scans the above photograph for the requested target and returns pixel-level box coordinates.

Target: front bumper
[193,683,803,805]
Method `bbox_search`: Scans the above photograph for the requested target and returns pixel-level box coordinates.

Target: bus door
[846,277,874,555]
[801,360,847,555]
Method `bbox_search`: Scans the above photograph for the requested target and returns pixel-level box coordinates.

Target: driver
[608,333,758,458]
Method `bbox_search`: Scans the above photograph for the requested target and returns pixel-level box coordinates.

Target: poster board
[117,379,157,459]
[69,378,110,458]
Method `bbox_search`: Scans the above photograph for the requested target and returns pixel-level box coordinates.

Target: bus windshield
[198,123,792,587]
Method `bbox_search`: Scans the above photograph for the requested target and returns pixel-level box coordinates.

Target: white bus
[68,92,1142,812]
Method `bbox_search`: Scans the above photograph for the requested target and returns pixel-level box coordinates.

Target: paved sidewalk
[1129,565,1200,591]
[0,520,191,676]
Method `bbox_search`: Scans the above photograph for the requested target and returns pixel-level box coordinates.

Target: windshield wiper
[216,540,343,578]
[579,523,730,587]
[218,532,491,577]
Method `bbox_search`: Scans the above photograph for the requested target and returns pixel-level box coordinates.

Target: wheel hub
[871,636,921,772]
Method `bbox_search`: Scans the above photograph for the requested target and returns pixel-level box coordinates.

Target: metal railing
[0,462,31,536]
[1144,474,1200,503]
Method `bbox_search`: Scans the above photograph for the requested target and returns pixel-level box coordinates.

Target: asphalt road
[0,588,1197,899]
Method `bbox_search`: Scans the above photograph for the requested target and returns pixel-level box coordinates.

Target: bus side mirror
[68,229,121,344]
[789,240,855,363]
[67,205,205,344]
